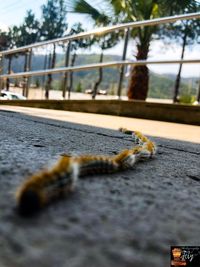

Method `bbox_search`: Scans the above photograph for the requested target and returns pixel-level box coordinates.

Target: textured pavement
[0,109,200,267]
[1,105,200,143]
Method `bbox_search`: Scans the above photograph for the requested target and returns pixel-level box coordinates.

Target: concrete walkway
[0,107,200,267]
[0,105,200,143]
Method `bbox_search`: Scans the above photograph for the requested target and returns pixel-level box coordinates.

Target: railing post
[23,49,32,98]
[42,53,48,94]
[6,55,12,91]
[23,51,28,97]
[45,50,53,99]
[117,28,130,99]
[197,78,200,104]
[62,41,71,99]
[92,51,103,99]
[69,53,77,99]
[0,55,4,90]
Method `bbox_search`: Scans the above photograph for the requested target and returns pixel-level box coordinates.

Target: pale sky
[0,0,199,77]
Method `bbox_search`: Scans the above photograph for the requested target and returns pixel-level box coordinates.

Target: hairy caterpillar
[16,129,156,216]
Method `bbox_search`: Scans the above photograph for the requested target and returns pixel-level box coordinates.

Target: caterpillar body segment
[16,129,156,216]
[75,155,119,176]
[120,128,156,156]
[16,156,76,216]
[119,128,133,135]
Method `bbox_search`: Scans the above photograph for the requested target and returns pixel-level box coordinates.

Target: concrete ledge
[0,99,200,125]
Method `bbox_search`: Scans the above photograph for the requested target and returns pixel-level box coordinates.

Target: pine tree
[9,10,40,47]
[40,0,67,99]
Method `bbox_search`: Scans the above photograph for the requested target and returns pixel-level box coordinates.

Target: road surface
[0,106,200,143]
[0,108,200,267]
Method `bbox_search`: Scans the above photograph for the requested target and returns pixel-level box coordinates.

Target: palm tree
[111,0,163,100]
[67,0,197,100]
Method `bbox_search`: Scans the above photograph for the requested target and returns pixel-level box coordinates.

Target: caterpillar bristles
[16,156,75,217]
[16,129,156,216]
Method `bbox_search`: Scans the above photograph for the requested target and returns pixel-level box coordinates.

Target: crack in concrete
[158,144,200,156]
[187,175,200,182]
[0,112,124,140]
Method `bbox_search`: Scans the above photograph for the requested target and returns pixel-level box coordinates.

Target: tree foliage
[40,0,67,41]
[40,0,68,98]
[70,0,111,26]
[9,10,40,48]
[67,0,200,100]
[3,0,68,49]
[160,1,200,102]
[0,30,11,51]
[161,1,200,45]
[66,23,91,95]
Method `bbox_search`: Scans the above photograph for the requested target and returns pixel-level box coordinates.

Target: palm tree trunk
[128,45,149,100]
[92,52,103,99]
[173,31,187,103]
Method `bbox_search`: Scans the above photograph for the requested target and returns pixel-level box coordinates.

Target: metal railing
[0,59,199,79]
[0,12,200,100]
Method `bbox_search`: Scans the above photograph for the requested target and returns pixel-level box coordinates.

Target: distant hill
[4,53,198,99]
[149,72,198,99]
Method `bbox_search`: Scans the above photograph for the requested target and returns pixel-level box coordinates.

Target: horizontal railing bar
[0,12,200,56]
[0,59,199,79]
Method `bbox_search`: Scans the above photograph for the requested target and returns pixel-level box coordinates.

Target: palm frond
[66,0,112,25]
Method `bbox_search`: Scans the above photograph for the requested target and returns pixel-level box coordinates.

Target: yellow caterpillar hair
[16,129,156,216]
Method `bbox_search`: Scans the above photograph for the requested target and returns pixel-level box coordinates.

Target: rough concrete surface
[0,109,200,267]
[1,106,200,143]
